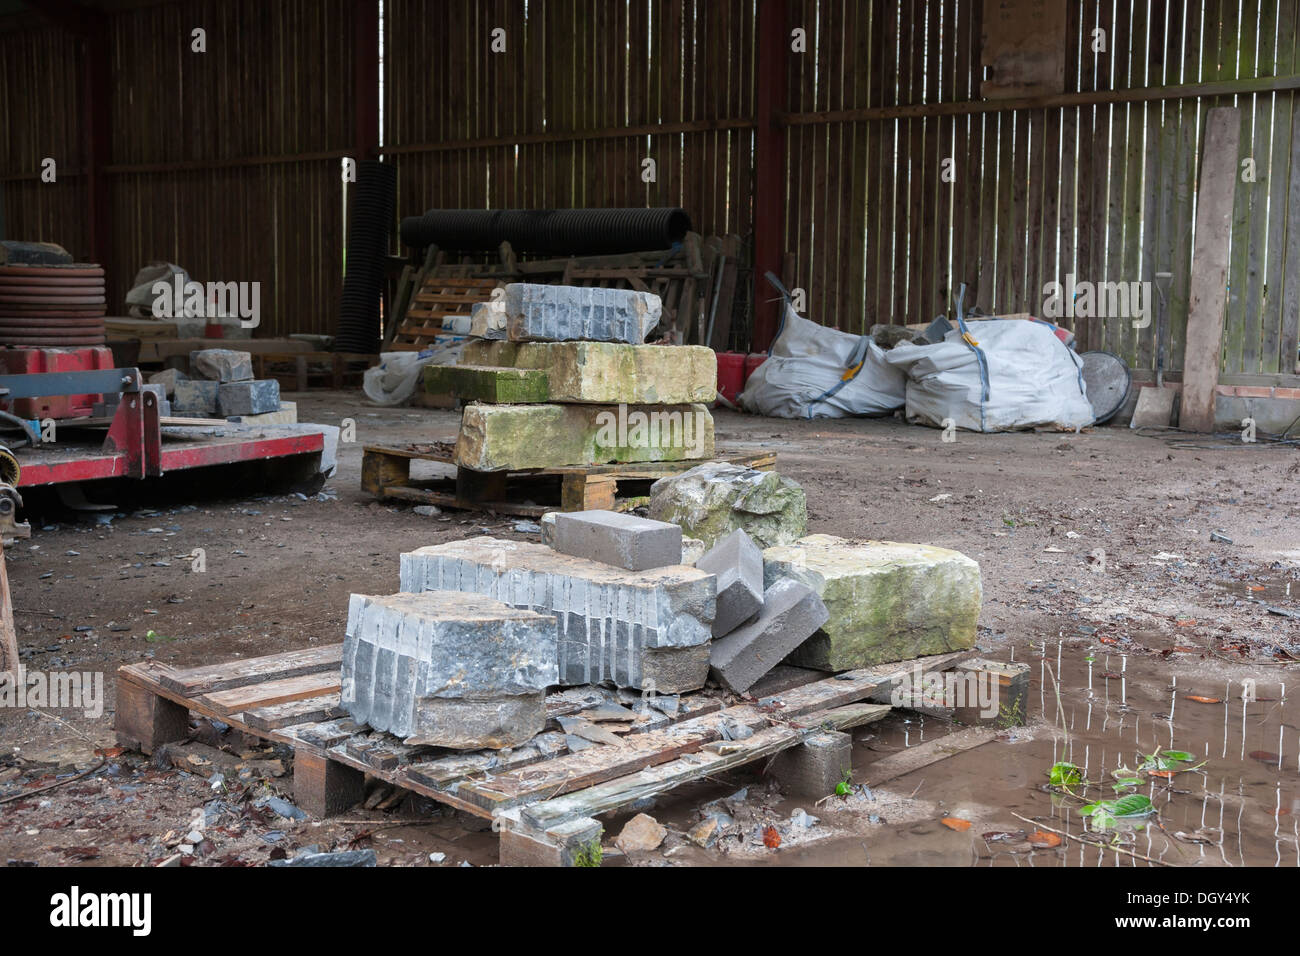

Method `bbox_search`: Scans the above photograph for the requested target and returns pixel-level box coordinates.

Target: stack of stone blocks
[423,283,719,473]
[172,348,282,420]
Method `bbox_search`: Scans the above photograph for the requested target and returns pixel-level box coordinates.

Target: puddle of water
[672,641,1300,867]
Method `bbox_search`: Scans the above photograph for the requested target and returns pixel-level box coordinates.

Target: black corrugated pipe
[336,160,397,354]
[398,207,691,256]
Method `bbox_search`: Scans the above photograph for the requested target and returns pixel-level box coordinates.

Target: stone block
[709,578,828,693]
[227,400,297,425]
[695,528,764,636]
[172,380,219,416]
[424,364,549,404]
[400,537,714,690]
[460,341,716,404]
[552,510,682,571]
[147,367,188,396]
[456,402,713,471]
[649,462,807,549]
[503,283,661,344]
[217,379,280,417]
[768,731,852,799]
[763,534,981,670]
[342,590,557,748]
[190,348,254,383]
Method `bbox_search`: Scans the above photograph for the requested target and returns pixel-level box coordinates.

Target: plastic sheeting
[884,319,1094,432]
[362,344,465,407]
[738,305,906,419]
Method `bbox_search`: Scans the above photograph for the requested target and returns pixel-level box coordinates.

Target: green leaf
[1162,750,1194,762]
[1049,762,1082,787]
[1110,794,1155,818]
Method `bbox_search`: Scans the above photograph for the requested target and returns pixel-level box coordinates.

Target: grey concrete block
[172,380,220,416]
[504,283,661,344]
[769,731,852,799]
[400,536,714,690]
[695,528,763,636]
[709,577,828,694]
[217,378,280,416]
[342,591,557,748]
[552,509,682,571]
[190,348,254,383]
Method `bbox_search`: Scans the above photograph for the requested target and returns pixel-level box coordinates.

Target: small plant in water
[1079,794,1156,830]
[834,767,853,797]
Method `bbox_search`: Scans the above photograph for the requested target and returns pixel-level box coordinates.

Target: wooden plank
[243,693,344,733]
[158,643,343,696]
[197,671,342,716]
[455,651,972,813]
[521,703,892,830]
[0,549,18,684]
[1181,107,1242,431]
[862,725,998,786]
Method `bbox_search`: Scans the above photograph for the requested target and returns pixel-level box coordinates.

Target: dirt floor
[2,390,1298,867]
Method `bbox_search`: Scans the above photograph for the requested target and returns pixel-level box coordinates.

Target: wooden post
[354,0,380,162]
[294,750,366,818]
[1181,107,1241,432]
[751,0,788,352]
[0,548,18,686]
[115,679,190,754]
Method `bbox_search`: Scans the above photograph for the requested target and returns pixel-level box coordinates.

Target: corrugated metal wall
[3,0,1299,378]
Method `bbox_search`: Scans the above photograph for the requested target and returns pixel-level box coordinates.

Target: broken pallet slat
[861,726,998,787]
[158,644,343,696]
[243,694,345,732]
[197,671,342,716]
[457,654,967,813]
[521,703,891,829]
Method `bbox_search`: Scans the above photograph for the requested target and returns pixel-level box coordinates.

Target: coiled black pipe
[336,160,397,354]
[398,207,691,256]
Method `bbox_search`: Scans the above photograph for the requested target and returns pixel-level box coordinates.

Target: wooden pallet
[390,275,501,351]
[360,445,777,516]
[115,644,977,865]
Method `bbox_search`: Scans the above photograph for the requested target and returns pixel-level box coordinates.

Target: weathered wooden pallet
[391,276,500,351]
[114,643,978,864]
[360,444,777,516]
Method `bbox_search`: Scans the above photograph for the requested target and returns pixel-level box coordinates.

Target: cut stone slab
[762,535,981,670]
[147,367,188,396]
[649,462,807,550]
[460,341,717,404]
[552,510,682,571]
[172,380,219,416]
[400,536,714,690]
[191,349,254,383]
[217,379,280,417]
[503,283,661,344]
[424,364,549,404]
[709,578,828,693]
[342,591,557,749]
[695,528,764,636]
[456,402,714,471]
[227,400,297,425]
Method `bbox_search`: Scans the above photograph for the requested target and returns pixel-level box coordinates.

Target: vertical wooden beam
[752,0,788,351]
[354,0,380,162]
[0,549,19,686]
[83,30,110,268]
[1181,107,1241,432]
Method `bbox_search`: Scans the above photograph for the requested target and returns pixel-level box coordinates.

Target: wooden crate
[115,643,976,864]
[360,445,777,517]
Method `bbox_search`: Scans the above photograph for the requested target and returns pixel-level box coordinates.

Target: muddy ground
[1,391,1298,867]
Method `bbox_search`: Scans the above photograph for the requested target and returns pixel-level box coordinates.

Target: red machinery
[0,347,329,532]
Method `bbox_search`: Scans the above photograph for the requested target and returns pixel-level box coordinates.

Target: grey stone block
[552,509,682,571]
[342,591,557,748]
[147,368,188,396]
[400,536,714,690]
[191,348,254,383]
[172,380,220,416]
[504,283,661,344]
[640,644,711,696]
[695,528,764,636]
[709,578,828,693]
[217,378,280,417]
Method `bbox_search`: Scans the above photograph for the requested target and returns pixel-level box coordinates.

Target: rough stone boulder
[648,462,807,550]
